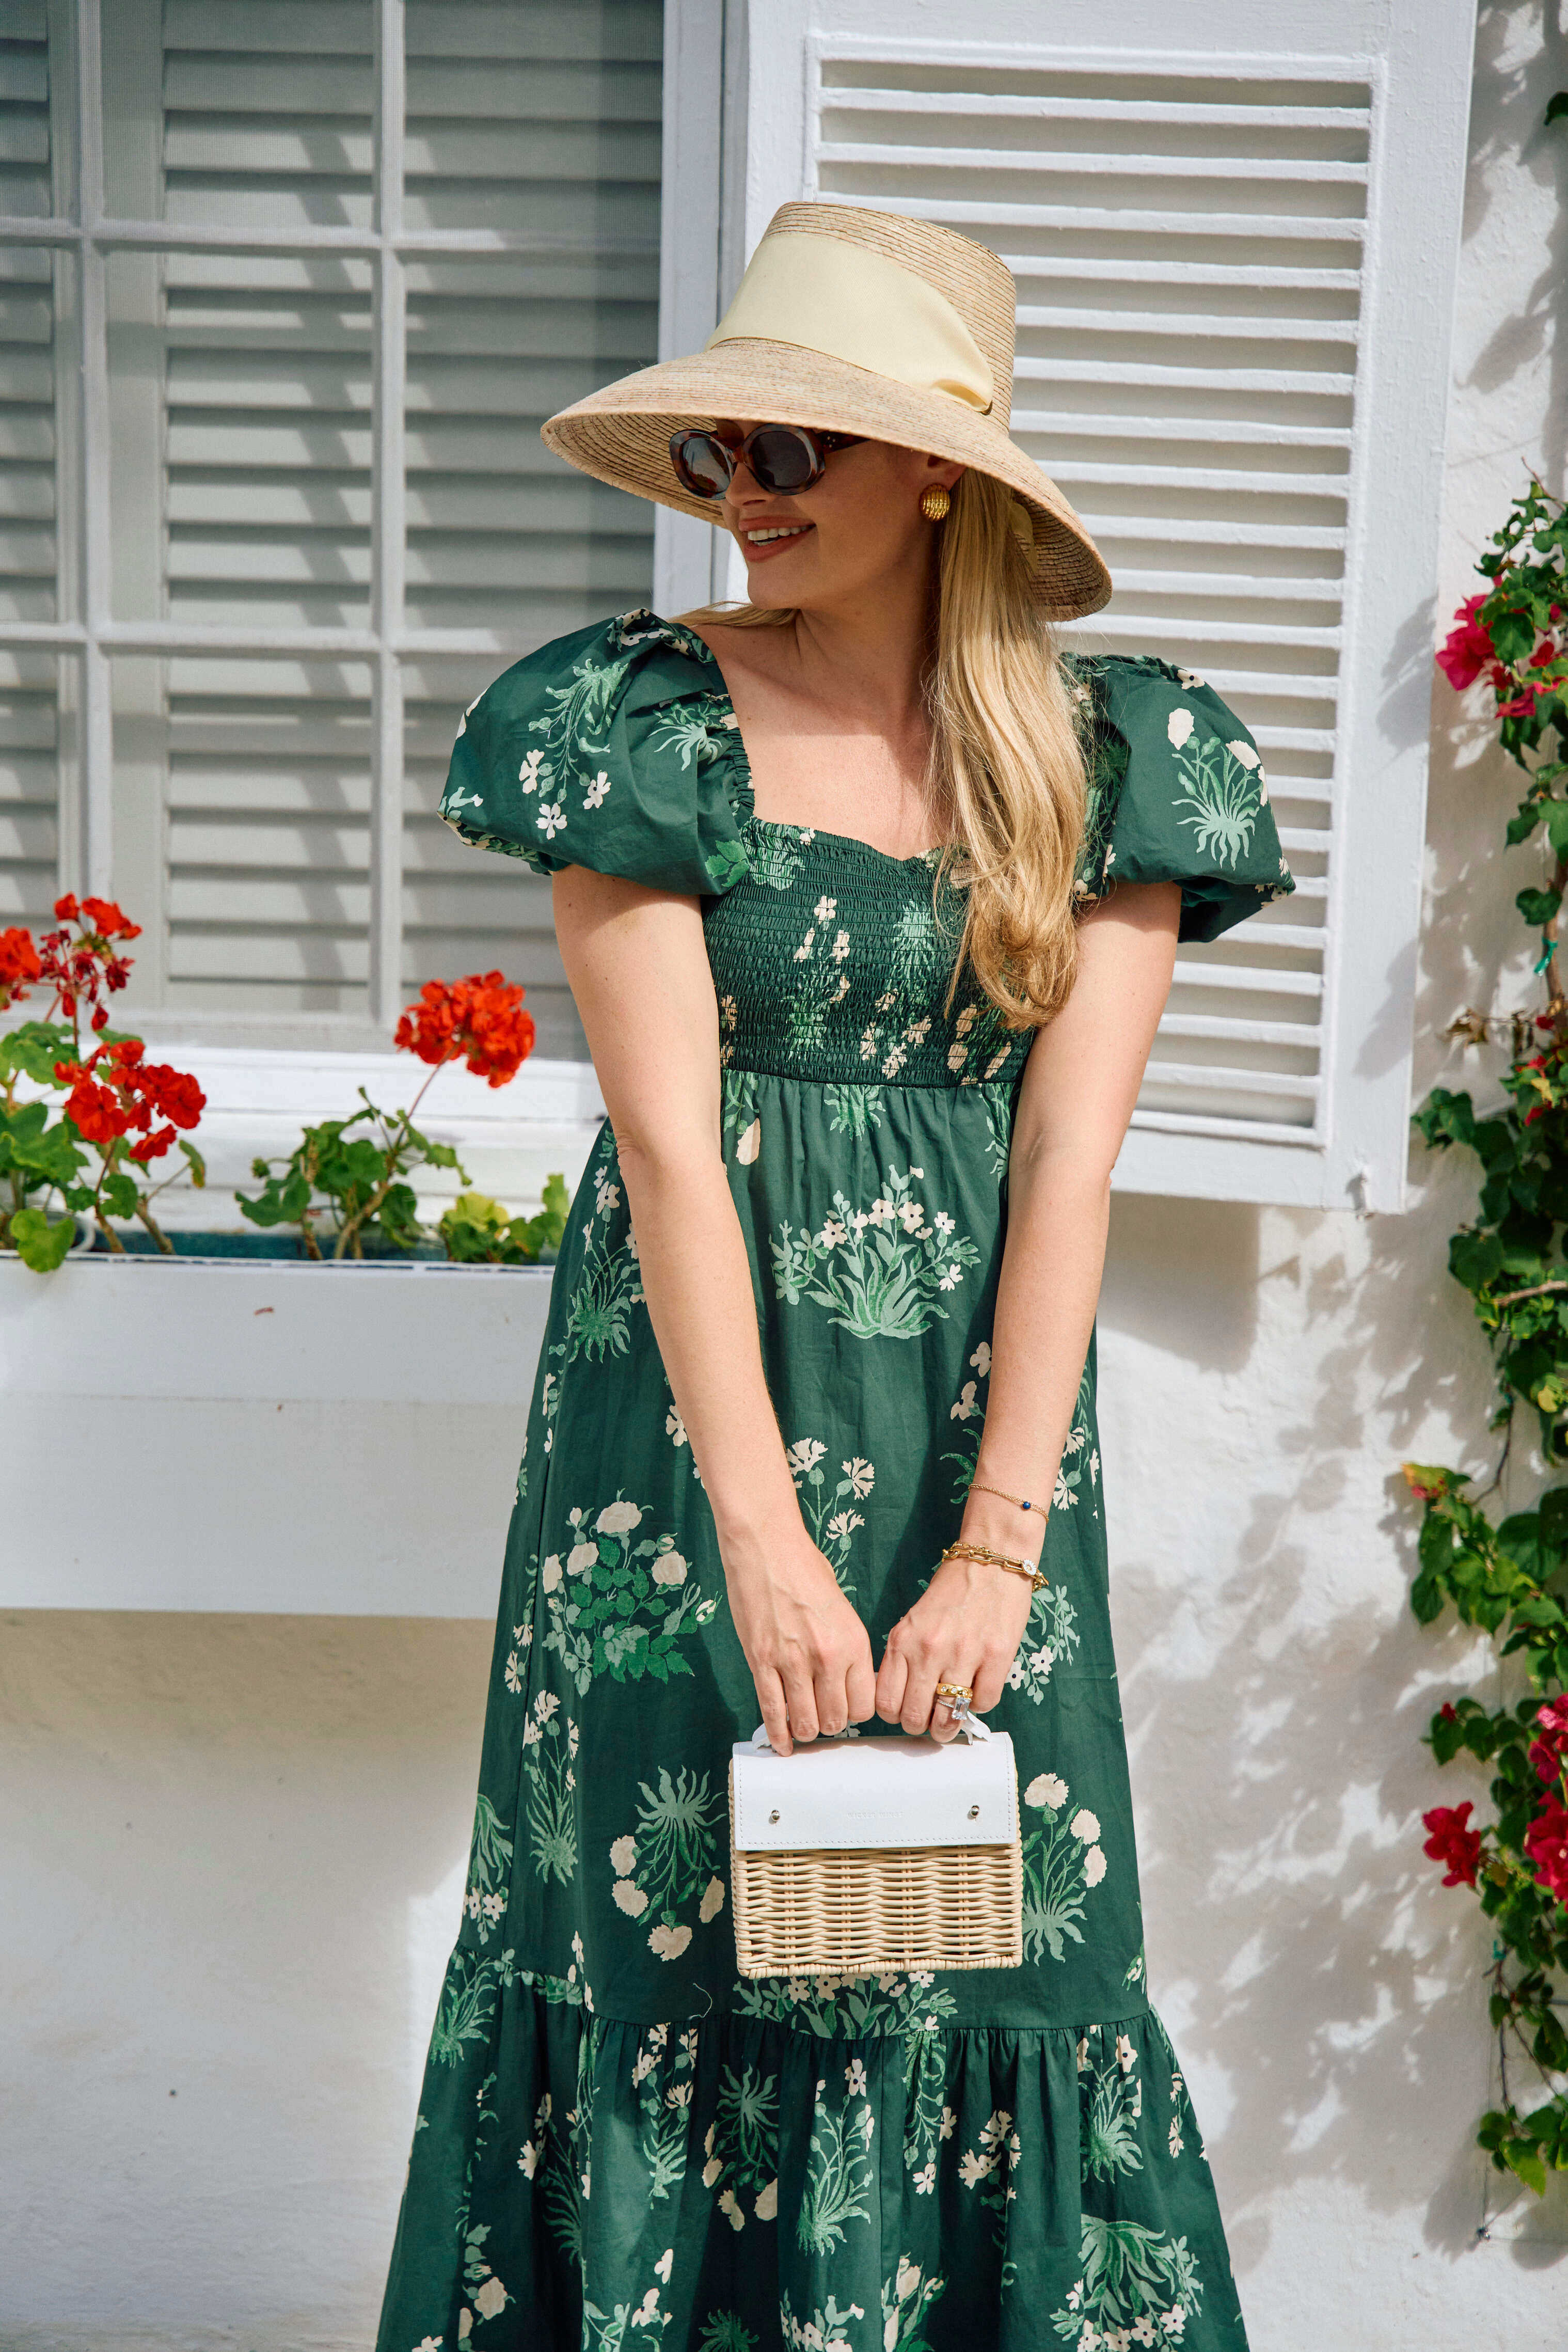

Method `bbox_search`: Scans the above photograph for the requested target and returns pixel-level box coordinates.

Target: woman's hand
[724,1530,877,1757]
[875,1552,1034,1742]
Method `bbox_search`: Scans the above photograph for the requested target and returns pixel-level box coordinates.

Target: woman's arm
[552,865,875,1755]
[875,880,1182,1738]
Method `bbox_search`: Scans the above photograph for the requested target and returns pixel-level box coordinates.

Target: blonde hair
[678,467,1088,1031]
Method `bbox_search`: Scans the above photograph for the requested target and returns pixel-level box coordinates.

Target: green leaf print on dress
[957,2108,1021,2259]
[555,1136,644,1368]
[703,2063,780,2229]
[1020,1774,1108,1963]
[542,1500,709,1694]
[771,1166,981,1340]
[796,2067,876,2253]
[1078,2025,1146,2186]
[944,1340,1083,1699]
[882,2258,946,2351]
[1166,704,1264,869]
[734,1968,959,2040]
[787,1439,875,1592]
[609,1767,725,1960]
[521,1694,578,1884]
[1051,2216,1204,2344]
[462,1793,513,1944]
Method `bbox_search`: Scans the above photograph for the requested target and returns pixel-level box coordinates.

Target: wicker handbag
[728,1722,1022,1978]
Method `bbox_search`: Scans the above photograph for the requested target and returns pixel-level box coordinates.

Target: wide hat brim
[542,338,1112,624]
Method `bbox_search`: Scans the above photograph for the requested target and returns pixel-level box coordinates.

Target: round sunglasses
[668,422,866,502]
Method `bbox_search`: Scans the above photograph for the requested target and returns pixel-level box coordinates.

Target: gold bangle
[940,1539,1049,1595]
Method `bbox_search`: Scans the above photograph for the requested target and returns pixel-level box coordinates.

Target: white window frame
[2,0,733,1036]
[737,2,1474,1214]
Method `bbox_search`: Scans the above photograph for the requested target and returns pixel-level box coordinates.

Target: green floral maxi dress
[376,611,1292,2352]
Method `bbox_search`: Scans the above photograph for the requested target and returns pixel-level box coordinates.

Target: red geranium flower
[55,1038,205,1164]
[1528,1696,1568,1786]
[0,924,41,1009]
[1422,1801,1483,1888]
[394,971,536,1088]
[36,896,140,1027]
[1436,595,1502,693]
[1524,1795,1568,1908]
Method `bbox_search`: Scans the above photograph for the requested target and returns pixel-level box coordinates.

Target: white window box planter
[1,1254,555,1616]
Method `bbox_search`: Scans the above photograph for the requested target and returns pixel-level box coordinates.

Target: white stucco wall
[3,8,1566,2347]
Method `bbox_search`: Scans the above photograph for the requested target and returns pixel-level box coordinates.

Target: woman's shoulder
[460,608,723,733]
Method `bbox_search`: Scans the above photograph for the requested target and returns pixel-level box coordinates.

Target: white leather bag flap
[731,1731,1018,1853]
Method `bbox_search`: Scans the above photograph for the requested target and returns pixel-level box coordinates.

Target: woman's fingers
[781,1666,820,1746]
[874,1636,909,1727]
[756,1667,793,1757]
[846,1650,877,1726]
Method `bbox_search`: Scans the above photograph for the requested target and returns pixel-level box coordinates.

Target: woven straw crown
[542,201,1112,622]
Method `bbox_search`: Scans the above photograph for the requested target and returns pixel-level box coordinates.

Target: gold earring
[919,484,951,523]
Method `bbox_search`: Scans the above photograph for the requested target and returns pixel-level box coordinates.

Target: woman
[378,202,1289,2352]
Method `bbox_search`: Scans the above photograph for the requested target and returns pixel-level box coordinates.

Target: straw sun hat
[542,201,1112,622]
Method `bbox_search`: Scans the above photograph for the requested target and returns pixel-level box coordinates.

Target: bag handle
[749,1708,992,1752]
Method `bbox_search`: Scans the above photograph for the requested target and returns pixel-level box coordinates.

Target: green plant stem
[330,1059,445,1259]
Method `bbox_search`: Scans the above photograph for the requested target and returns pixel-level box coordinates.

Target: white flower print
[1226,738,1259,770]
[472,2277,508,2322]
[937,1265,964,1291]
[831,929,850,962]
[1115,2032,1135,2075]
[654,2247,674,2284]
[843,1457,874,1499]
[610,1834,637,1874]
[1070,1807,1101,1842]
[1084,1845,1107,1886]
[1053,1464,1080,1511]
[651,1548,688,1586]
[754,2178,778,2221]
[1176,668,1206,690]
[1168,2117,1184,2159]
[970,1339,992,1376]
[787,1438,828,1476]
[825,1509,863,1544]
[1025,1772,1069,1810]
[950,1380,980,1423]
[582,769,611,810]
[815,1216,847,1248]
[881,1044,908,1078]
[540,1555,562,1593]
[632,2289,660,2326]
[595,1499,642,1535]
[898,1198,925,1232]
[566,1540,598,1576]
[699,1875,725,1922]
[517,747,543,792]
[912,2159,935,2195]
[845,2057,867,2095]
[594,1178,621,1215]
[793,927,816,962]
[735,1115,762,1164]
[535,800,566,839]
[613,1880,648,1917]
[665,1404,688,1448]
[1166,707,1195,749]
[718,2188,743,2231]
[648,1921,692,1961]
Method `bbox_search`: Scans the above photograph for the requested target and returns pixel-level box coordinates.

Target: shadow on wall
[1099,0,1568,2296]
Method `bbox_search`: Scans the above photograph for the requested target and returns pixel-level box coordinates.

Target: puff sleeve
[1070,653,1294,944]
[438,608,754,896]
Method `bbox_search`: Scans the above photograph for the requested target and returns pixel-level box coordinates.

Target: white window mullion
[370,0,406,1030]
[73,0,112,896]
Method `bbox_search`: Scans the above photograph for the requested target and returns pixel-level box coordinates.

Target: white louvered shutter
[0,4,61,930]
[732,2,1474,1210]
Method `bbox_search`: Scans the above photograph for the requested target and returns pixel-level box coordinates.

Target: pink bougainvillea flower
[1524,1795,1568,1908]
[1422,1801,1483,1888]
[1436,594,1500,692]
[1528,1696,1568,1787]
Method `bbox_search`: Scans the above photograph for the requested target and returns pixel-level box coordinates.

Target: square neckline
[669,614,958,873]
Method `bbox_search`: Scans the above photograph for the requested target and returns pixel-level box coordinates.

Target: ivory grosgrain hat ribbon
[541,201,1112,622]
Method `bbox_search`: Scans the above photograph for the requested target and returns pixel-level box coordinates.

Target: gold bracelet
[970,1479,1042,1515]
[940,1539,1049,1595]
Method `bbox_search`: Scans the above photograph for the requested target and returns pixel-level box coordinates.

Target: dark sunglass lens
[671,432,733,499]
[748,428,818,494]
